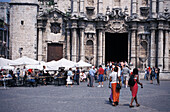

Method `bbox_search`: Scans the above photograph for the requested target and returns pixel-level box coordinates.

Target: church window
[21,21,24,25]
[50,23,61,34]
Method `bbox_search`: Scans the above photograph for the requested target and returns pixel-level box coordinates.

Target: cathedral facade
[9,0,170,71]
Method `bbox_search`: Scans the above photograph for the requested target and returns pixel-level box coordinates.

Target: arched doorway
[105,32,128,64]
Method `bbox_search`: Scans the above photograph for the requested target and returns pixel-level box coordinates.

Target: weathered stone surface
[8,0,170,71]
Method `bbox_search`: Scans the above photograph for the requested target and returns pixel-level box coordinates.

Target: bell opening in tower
[105,32,128,64]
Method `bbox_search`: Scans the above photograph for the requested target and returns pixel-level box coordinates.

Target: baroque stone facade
[9,0,170,71]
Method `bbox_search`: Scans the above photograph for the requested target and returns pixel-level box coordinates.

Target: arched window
[85,40,94,56]
[140,41,148,57]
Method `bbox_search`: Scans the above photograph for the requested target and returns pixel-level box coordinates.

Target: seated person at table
[6,73,12,78]
[27,72,36,87]
[38,71,43,76]
[80,71,86,82]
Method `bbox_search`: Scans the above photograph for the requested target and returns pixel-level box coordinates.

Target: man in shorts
[97,65,104,87]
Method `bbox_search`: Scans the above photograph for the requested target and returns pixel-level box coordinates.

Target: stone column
[72,28,77,62]
[150,23,156,68]
[72,0,78,15]
[80,28,85,61]
[128,31,131,63]
[94,34,97,66]
[158,0,164,13]
[131,30,137,67]
[98,30,103,65]
[38,28,43,61]
[158,21,164,71]
[151,0,157,18]
[66,29,71,60]
[164,30,169,71]
[132,0,137,14]
[102,31,105,65]
[80,0,84,16]
[98,0,103,14]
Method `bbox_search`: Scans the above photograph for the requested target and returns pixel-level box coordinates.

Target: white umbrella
[11,56,39,65]
[76,60,92,67]
[25,61,47,70]
[46,58,76,70]
[0,58,19,67]
[1,65,14,70]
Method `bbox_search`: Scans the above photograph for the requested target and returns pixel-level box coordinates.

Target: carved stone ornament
[108,8,128,21]
[158,8,170,20]
[105,20,128,33]
[85,24,96,33]
[140,7,149,17]
[87,0,94,6]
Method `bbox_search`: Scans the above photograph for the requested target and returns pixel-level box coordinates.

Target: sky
[0,0,10,2]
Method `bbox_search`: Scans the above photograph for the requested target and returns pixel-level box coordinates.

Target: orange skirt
[111,83,120,103]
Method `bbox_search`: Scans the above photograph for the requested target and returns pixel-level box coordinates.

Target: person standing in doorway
[76,67,80,85]
[97,65,104,87]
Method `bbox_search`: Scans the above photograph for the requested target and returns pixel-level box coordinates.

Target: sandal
[129,104,134,108]
[136,104,140,107]
[112,103,117,106]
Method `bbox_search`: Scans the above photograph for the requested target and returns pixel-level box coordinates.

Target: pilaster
[164,24,169,71]
[71,20,78,62]
[66,28,71,60]
[98,0,103,15]
[132,0,137,15]
[157,21,164,71]
[150,21,156,68]
[151,0,157,18]
[98,29,103,65]
[80,0,84,17]
[79,23,85,61]
[102,31,105,65]
[128,31,131,63]
[158,0,164,13]
[72,0,78,16]
[130,22,137,68]
[38,28,43,61]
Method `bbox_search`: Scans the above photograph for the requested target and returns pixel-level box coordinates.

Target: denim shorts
[98,74,104,82]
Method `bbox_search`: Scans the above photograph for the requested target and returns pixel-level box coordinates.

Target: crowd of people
[0,61,161,108]
[144,66,160,85]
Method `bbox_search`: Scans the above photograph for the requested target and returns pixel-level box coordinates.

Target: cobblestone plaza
[0,80,170,112]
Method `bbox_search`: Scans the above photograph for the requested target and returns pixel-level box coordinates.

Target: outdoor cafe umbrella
[76,60,92,67]
[25,61,47,70]
[0,58,19,67]
[11,56,39,65]
[46,58,76,70]
[1,65,14,70]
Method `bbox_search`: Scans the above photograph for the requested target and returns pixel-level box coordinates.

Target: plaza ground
[0,80,170,112]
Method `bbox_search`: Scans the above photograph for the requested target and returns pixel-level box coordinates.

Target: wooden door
[47,43,63,62]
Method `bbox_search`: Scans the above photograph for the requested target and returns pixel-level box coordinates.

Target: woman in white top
[66,68,73,87]
[109,66,122,106]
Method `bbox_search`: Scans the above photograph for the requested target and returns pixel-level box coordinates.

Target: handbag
[116,73,121,90]
[116,83,121,90]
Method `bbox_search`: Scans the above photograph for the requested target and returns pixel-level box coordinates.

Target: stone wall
[9,1,38,60]
[0,2,9,23]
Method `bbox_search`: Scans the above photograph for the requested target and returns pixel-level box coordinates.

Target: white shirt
[109,71,120,83]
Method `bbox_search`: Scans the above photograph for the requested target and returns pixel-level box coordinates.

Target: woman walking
[109,66,122,106]
[129,68,143,108]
